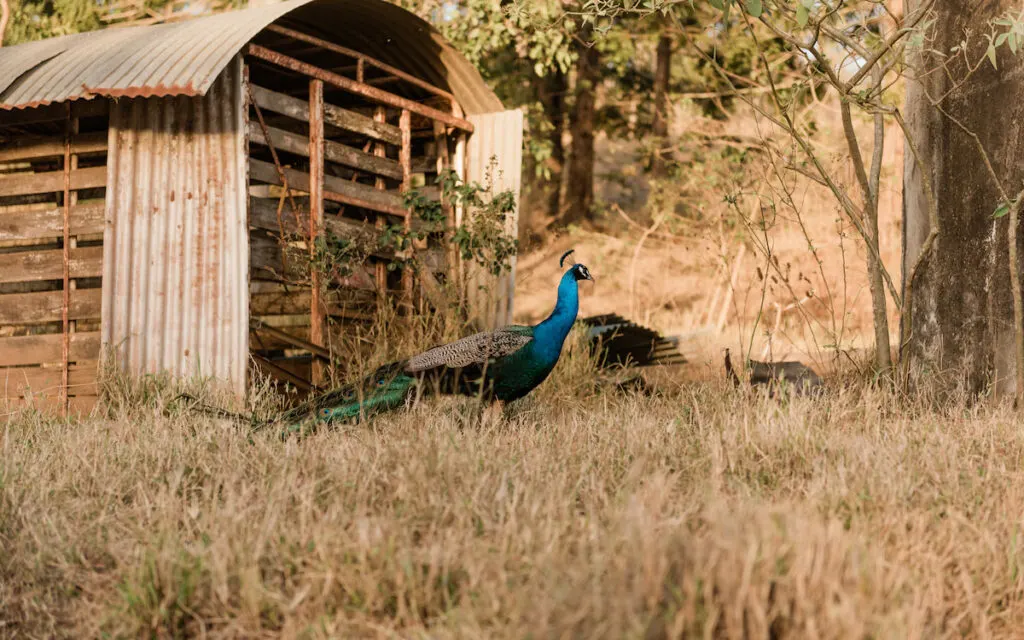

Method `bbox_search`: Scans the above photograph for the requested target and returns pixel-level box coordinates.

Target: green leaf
[796,4,809,27]
[708,0,724,9]
[987,42,999,69]
[1010,33,1019,54]
[993,202,1011,219]
[800,0,814,7]
[997,32,1009,47]
[746,0,762,17]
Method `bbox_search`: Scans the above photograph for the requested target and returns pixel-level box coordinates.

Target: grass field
[4,339,1024,639]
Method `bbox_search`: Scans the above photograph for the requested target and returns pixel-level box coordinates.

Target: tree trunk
[535,68,567,219]
[563,22,599,227]
[651,27,672,176]
[903,0,1024,397]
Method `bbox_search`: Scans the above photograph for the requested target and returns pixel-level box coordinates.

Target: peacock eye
[320,408,330,418]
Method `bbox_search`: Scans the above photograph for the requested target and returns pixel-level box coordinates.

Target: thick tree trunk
[903,0,1024,397]
[651,28,672,176]
[536,69,567,219]
[563,23,599,227]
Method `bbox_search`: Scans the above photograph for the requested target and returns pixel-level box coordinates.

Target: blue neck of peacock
[533,269,579,360]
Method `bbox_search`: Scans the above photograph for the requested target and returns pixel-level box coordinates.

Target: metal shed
[0,0,523,414]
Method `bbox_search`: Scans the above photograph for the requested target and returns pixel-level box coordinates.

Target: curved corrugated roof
[0,0,502,114]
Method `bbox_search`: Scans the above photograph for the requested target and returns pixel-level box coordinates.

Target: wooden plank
[400,109,413,304]
[0,202,105,242]
[252,354,315,392]
[1,362,98,398]
[251,287,376,317]
[0,287,102,325]
[251,318,331,361]
[250,238,378,289]
[0,165,106,198]
[246,46,473,133]
[250,195,424,238]
[0,332,100,367]
[248,84,401,145]
[0,100,107,128]
[411,156,438,174]
[0,132,107,163]
[265,25,458,104]
[250,197,415,256]
[0,246,104,285]
[249,158,406,216]
[247,121,403,180]
[309,79,327,387]
[250,324,310,351]
[1,394,99,416]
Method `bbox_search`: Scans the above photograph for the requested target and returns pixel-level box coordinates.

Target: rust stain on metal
[102,56,249,397]
[0,0,501,114]
[246,44,474,133]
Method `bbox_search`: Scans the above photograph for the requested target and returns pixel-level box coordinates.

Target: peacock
[580,313,687,369]
[724,348,823,396]
[279,249,594,428]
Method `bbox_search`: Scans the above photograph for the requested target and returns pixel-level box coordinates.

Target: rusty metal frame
[252,354,317,393]
[250,318,331,361]
[61,104,72,416]
[265,24,459,110]
[399,108,413,306]
[309,78,327,386]
[246,44,474,133]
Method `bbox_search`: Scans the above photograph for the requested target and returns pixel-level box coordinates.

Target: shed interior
[243,18,475,395]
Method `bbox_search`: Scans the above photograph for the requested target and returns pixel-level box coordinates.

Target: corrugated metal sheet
[466,109,524,329]
[0,0,502,114]
[101,56,249,396]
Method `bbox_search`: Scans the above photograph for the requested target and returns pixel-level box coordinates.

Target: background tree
[903,0,1024,398]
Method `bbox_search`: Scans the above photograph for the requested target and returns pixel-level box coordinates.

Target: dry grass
[4,338,1024,639]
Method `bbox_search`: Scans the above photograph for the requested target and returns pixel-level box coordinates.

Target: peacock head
[559,249,595,283]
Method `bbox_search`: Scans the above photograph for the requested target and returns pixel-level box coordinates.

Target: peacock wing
[404,326,534,372]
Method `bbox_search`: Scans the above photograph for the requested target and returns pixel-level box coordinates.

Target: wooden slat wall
[0,104,107,415]
[246,77,446,388]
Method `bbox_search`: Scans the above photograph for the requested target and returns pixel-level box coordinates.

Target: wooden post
[309,79,327,386]
[434,121,455,297]
[60,104,73,416]
[399,109,413,308]
[373,106,387,307]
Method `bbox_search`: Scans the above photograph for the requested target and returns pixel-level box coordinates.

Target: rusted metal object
[102,56,249,397]
[265,24,458,105]
[246,44,474,133]
[61,104,72,415]
[399,108,413,305]
[309,79,327,386]
[252,354,316,393]
[373,106,388,304]
[250,318,331,361]
[434,120,456,296]
[0,0,501,114]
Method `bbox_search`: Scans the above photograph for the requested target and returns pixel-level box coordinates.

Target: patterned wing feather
[405,326,533,372]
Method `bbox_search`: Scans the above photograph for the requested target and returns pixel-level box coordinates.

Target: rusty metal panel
[465,109,523,329]
[0,0,502,115]
[102,56,248,397]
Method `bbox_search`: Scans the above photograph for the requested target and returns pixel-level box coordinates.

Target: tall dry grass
[4,336,1024,638]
